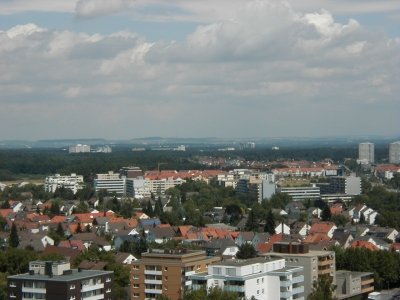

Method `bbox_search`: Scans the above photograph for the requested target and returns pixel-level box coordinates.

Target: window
[9,282,16,287]
[133,265,139,270]
[106,277,111,282]
[133,293,139,298]
[70,284,75,289]
[133,275,139,280]
[213,267,221,275]
[226,268,236,276]
[164,267,168,271]
[257,279,259,284]
[133,284,139,289]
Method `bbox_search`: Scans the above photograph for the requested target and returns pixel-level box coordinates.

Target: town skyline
[0,0,399,140]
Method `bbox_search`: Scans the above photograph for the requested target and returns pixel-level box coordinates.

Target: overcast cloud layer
[0,0,399,139]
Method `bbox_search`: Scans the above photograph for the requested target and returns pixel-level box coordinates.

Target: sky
[0,0,399,140]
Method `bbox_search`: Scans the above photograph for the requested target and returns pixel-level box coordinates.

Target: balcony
[82,295,104,300]
[280,280,291,287]
[145,289,162,294]
[185,271,196,276]
[318,259,333,267]
[22,287,46,294]
[145,270,162,276]
[81,283,104,292]
[292,275,304,284]
[225,285,245,292]
[280,290,292,298]
[144,280,162,285]
[292,286,304,294]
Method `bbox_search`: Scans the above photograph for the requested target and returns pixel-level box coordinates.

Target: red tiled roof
[304,233,331,244]
[310,222,336,235]
[258,234,283,254]
[0,209,13,218]
[351,240,379,251]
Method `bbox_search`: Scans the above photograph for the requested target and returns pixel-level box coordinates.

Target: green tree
[154,196,163,217]
[245,210,259,232]
[264,209,276,234]
[144,200,154,217]
[184,287,237,300]
[236,243,257,259]
[308,275,337,300]
[321,205,332,222]
[9,223,19,248]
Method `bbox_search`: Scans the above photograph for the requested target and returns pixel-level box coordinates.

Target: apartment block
[358,143,374,164]
[389,141,400,164]
[336,270,374,299]
[190,256,304,300]
[8,261,113,300]
[268,242,336,298]
[130,249,220,300]
[45,173,84,194]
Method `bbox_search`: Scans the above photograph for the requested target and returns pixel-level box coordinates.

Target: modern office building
[130,249,220,300]
[268,242,336,298]
[319,176,361,196]
[389,141,400,164]
[190,256,304,300]
[45,173,84,194]
[94,171,126,196]
[358,142,374,164]
[125,178,151,199]
[276,186,321,201]
[8,261,113,300]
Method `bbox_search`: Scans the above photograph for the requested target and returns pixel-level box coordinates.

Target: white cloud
[0,0,399,139]
[75,0,136,18]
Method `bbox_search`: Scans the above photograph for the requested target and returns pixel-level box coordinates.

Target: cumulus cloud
[75,0,136,18]
[0,0,399,139]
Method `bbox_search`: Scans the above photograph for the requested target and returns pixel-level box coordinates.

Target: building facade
[130,249,220,300]
[358,143,374,164]
[45,173,84,194]
[336,270,374,299]
[321,176,362,195]
[94,171,126,196]
[69,144,91,153]
[276,186,321,201]
[268,242,336,298]
[190,256,304,300]
[8,261,113,300]
[389,141,400,164]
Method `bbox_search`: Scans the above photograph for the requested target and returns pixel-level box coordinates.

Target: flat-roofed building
[276,186,320,201]
[389,141,400,164]
[94,171,126,196]
[267,242,336,298]
[190,256,304,300]
[336,270,374,299]
[130,249,220,300]
[45,173,84,194]
[358,142,374,164]
[8,261,113,300]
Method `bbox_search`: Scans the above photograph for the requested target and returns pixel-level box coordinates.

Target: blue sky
[0,0,399,140]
